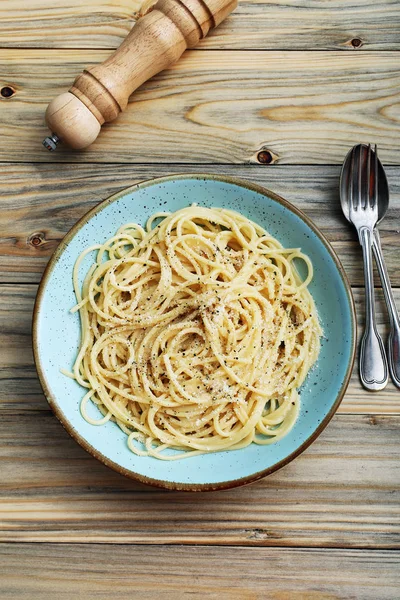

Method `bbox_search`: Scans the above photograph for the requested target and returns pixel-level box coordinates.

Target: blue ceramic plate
[33,175,356,491]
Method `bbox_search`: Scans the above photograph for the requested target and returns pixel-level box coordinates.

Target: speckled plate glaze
[33,175,356,491]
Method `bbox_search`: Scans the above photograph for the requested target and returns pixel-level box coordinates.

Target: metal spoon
[340,144,400,389]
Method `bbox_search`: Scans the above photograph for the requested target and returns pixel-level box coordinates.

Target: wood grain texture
[0,411,399,547]
[0,0,138,49]
[1,0,399,50]
[1,164,399,286]
[2,544,400,599]
[2,50,400,164]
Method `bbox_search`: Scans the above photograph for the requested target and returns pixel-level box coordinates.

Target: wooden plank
[1,545,400,599]
[1,0,399,50]
[210,0,400,51]
[1,164,399,285]
[0,413,399,547]
[0,0,138,49]
[1,50,400,164]
[1,283,400,414]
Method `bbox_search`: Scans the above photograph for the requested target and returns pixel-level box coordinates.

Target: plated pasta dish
[65,206,322,460]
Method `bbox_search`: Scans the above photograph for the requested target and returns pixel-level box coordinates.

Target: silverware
[372,221,400,389]
[340,144,388,390]
[341,144,400,389]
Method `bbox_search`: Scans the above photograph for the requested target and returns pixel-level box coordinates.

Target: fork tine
[348,146,355,211]
[366,143,372,208]
[357,144,363,211]
[373,144,378,209]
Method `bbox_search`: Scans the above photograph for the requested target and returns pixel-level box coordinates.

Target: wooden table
[1,1,400,597]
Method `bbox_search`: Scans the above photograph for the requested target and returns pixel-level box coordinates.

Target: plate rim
[32,173,357,492]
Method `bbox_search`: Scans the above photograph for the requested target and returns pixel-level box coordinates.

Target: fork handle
[359,227,388,391]
[373,229,400,388]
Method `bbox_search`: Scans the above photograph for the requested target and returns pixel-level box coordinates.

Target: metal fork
[348,144,389,390]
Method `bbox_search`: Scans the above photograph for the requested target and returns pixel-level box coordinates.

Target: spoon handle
[373,229,400,388]
[359,227,388,391]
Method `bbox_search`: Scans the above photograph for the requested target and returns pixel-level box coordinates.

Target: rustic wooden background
[1,1,400,597]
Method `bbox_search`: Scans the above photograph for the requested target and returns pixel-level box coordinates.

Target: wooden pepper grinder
[43,0,237,151]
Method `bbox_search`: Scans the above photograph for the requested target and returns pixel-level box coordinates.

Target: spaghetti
[66,206,322,459]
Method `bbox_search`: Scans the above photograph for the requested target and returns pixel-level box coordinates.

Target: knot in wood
[257,150,273,165]
[28,232,46,247]
[351,38,363,48]
[1,86,15,98]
